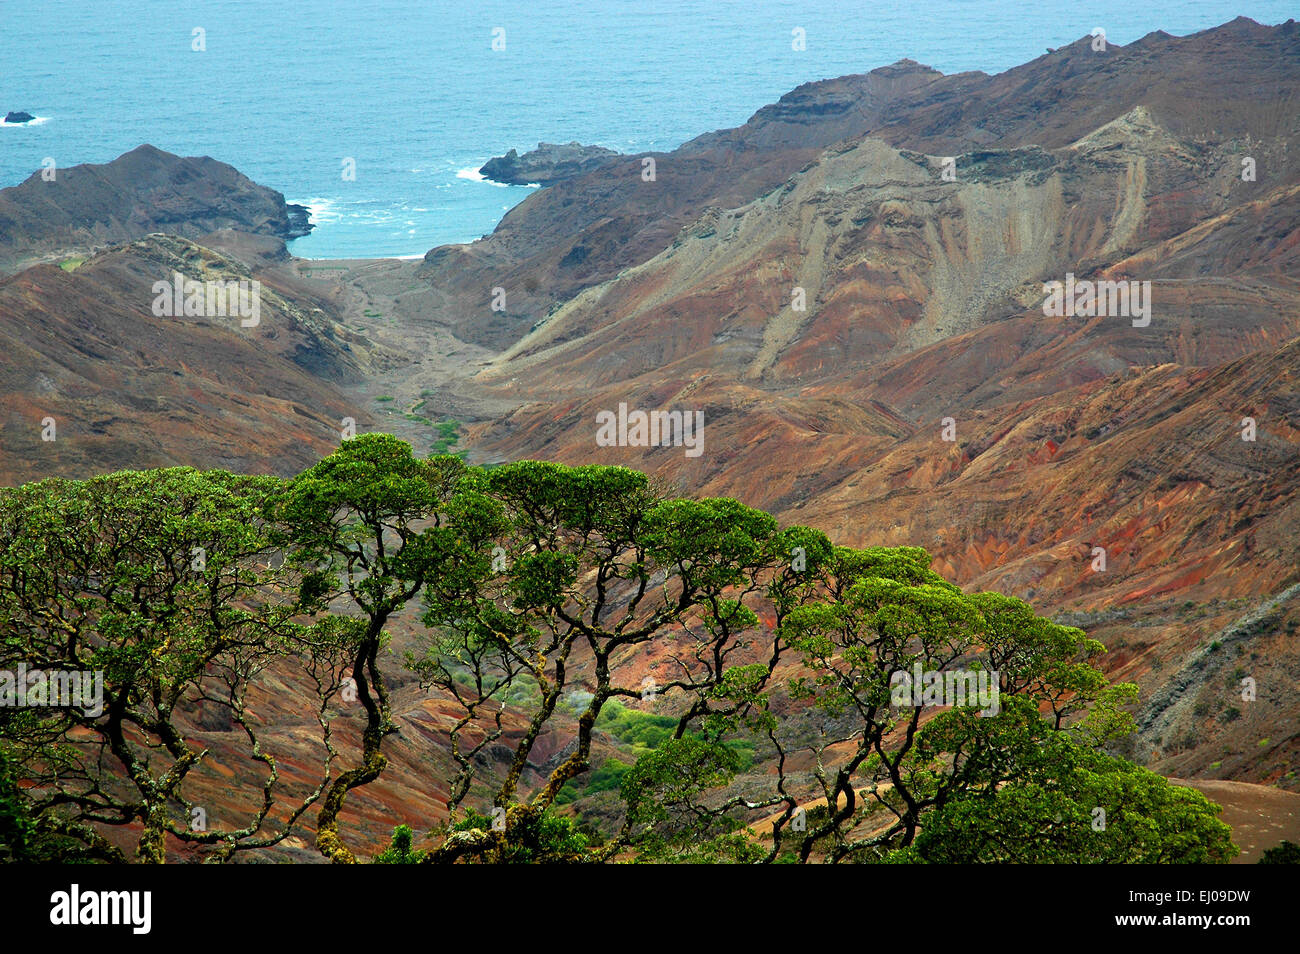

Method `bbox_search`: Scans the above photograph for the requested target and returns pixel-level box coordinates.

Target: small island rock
[479,141,620,186]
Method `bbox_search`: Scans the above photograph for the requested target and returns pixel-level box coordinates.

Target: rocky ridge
[0,144,313,275]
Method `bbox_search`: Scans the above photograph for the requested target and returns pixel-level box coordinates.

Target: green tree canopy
[0,437,1240,865]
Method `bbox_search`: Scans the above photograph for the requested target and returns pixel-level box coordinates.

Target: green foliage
[279,435,496,861]
[429,418,461,455]
[555,758,631,805]
[1259,840,1300,863]
[889,733,1236,863]
[280,434,480,619]
[621,736,748,855]
[0,467,291,696]
[0,750,37,862]
[642,497,778,594]
[556,700,757,808]
[556,701,755,808]
[0,750,104,863]
[0,467,333,861]
[0,435,1243,866]
[373,824,426,864]
[449,807,591,863]
[594,701,678,752]
[633,831,766,864]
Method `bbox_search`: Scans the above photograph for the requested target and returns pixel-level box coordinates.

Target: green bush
[373,824,425,864]
[1260,840,1300,863]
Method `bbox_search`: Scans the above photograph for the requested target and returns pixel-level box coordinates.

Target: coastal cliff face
[416,19,1299,351]
[418,59,946,349]
[0,144,312,275]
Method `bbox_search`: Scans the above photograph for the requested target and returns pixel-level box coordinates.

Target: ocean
[1,0,1294,259]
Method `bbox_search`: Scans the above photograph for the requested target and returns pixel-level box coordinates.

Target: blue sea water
[1,0,1295,259]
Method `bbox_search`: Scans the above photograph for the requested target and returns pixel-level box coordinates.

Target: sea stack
[479,141,620,186]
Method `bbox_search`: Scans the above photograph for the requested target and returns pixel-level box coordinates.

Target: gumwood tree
[889,730,1237,863]
[777,556,1139,861]
[0,469,350,862]
[277,433,492,862]
[410,459,804,862]
[615,544,1232,864]
[0,446,1237,866]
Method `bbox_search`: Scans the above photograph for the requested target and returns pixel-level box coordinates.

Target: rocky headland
[479,140,620,185]
[0,144,313,275]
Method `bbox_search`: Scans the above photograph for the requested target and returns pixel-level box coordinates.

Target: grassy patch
[429,418,462,456]
[554,758,632,806]
[554,700,755,806]
[596,700,679,756]
[58,257,85,272]
[402,415,463,460]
